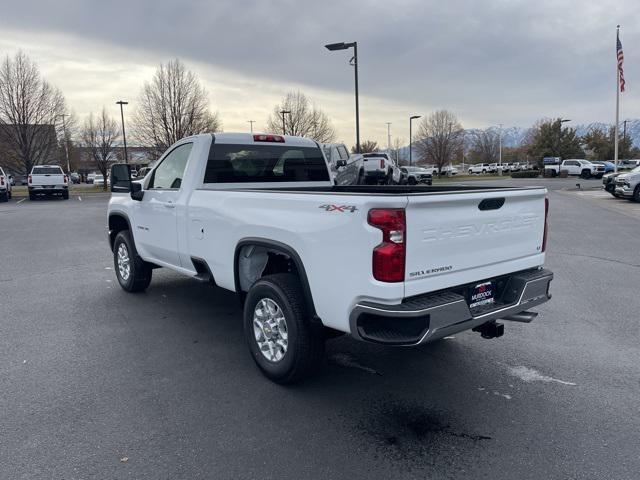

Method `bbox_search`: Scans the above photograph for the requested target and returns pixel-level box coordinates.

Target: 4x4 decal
[319,204,358,213]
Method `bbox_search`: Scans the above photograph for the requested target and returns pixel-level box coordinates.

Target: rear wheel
[633,185,640,202]
[62,190,69,200]
[408,176,417,185]
[113,230,153,292]
[385,170,394,185]
[581,169,591,179]
[29,193,36,201]
[244,273,324,384]
[0,191,7,202]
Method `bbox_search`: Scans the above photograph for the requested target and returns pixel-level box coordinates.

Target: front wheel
[62,190,69,200]
[113,230,153,292]
[581,169,591,179]
[244,273,324,384]
[633,185,640,202]
[408,176,417,185]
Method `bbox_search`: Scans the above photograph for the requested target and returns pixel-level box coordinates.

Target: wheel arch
[234,238,317,319]
[108,213,132,252]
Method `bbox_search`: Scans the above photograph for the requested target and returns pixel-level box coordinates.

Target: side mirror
[111,163,131,193]
[131,181,144,201]
[336,159,347,168]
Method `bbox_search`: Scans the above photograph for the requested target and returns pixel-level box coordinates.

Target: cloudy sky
[0,0,638,147]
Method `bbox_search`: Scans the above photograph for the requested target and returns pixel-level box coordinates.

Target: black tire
[29,193,36,201]
[468,169,473,175]
[7,189,11,200]
[62,190,69,200]
[385,170,394,185]
[633,185,640,202]
[581,169,591,179]
[356,169,365,185]
[482,169,486,174]
[0,191,7,202]
[113,230,152,292]
[244,273,324,384]
[408,176,417,185]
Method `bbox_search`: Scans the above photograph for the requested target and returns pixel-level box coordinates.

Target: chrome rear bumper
[349,268,553,345]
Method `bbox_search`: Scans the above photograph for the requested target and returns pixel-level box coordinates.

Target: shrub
[511,170,540,178]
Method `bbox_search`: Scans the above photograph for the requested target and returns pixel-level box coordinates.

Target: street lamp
[386,122,391,155]
[557,118,570,158]
[325,41,360,153]
[248,120,255,133]
[409,115,421,166]
[116,101,129,164]
[279,110,291,135]
[56,114,70,173]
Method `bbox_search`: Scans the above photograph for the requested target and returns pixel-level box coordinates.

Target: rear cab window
[203,143,330,184]
[32,166,63,175]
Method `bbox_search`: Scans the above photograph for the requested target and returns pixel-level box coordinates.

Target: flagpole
[614,25,620,173]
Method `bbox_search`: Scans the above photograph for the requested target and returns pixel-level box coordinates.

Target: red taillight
[0,176,4,186]
[64,175,68,184]
[542,197,549,252]
[28,175,32,184]
[368,208,406,282]
[380,159,385,169]
[253,134,285,143]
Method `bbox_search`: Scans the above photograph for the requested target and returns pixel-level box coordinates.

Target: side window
[337,145,349,160]
[149,143,193,189]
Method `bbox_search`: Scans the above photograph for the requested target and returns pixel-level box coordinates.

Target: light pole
[56,114,70,173]
[623,119,628,159]
[498,123,503,175]
[386,122,391,156]
[116,101,129,164]
[248,120,255,133]
[557,118,571,158]
[279,110,290,135]
[409,115,421,166]
[325,41,360,153]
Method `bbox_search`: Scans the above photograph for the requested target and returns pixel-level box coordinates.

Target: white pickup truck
[544,159,604,178]
[28,165,69,200]
[0,166,12,202]
[107,133,553,383]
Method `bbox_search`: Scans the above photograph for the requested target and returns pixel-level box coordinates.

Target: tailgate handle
[478,198,505,210]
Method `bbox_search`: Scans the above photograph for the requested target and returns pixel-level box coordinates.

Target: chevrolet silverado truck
[614,165,640,201]
[28,165,69,200]
[544,159,604,178]
[107,133,553,383]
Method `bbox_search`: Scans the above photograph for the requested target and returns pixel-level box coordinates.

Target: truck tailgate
[30,174,65,186]
[404,188,547,297]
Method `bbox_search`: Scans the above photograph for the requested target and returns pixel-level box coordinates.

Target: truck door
[134,142,193,266]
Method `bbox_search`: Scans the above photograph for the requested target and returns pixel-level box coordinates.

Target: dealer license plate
[469,282,495,309]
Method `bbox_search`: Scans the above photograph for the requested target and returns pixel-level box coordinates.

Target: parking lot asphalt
[1,180,639,479]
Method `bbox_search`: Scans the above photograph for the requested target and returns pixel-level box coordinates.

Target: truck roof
[211,132,319,148]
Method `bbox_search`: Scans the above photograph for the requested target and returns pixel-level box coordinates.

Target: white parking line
[77,196,82,201]
[16,198,26,204]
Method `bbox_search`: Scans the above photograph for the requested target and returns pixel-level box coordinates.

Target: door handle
[162,201,176,209]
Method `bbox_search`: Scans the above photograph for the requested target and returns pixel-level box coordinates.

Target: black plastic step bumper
[349,268,553,345]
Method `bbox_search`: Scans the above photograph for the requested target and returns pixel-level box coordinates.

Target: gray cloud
[1,0,639,132]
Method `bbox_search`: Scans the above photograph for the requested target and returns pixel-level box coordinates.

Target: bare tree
[470,129,499,164]
[133,59,221,158]
[352,140,378,154]
[266,91,336,143]
[391,137,406,165]
[414,110,464,175]
[0,52,66,174]
[82,108,120,191]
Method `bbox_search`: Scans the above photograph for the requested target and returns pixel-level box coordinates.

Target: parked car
[400,166,433,185]
[86,173,96,184]
[322,143,353,184]
[590,161,615,173]
[107,132,553,384]
[614,166,640,201]
[617,160,640,170]
[602,171,625,197]
[8,174,15,186]
[544,159,604,178]
[28,165,69,200]
[69,172,80,184]
[362,152,401,184]
[94,174,110,187]
[441,165,459,176]
[468,163,491,174]
[0,166,13,202]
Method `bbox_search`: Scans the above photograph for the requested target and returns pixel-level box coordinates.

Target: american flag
[617,32,626,92]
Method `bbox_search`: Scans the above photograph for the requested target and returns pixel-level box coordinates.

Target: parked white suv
[0,166,12,202]
[107,133,553,383]
[468,163,491,174]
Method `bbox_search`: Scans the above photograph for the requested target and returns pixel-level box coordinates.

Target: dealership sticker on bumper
[469,282,495,308]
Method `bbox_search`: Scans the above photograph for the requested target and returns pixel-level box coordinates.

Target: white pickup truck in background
[107,132,553,383]
[0,166,12,202]
[362,152,402,184]
[544,159,604,178]
[28,165,69,200]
